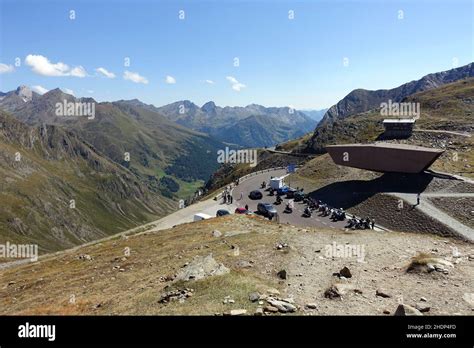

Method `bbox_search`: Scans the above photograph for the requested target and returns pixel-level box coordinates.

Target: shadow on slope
[307,172,438,209]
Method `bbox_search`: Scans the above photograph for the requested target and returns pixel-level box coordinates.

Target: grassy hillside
[302,79,474,178]
[1,214,471,315]
[305,78,474,153]
[0,110,174,253]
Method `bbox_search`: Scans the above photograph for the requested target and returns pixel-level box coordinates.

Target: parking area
[231,169,348,230]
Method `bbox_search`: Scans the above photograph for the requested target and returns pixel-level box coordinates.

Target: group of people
[222,186,233,204]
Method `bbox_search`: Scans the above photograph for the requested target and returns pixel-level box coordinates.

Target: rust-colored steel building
[326,143,444,173]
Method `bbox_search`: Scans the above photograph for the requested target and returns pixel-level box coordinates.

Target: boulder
[324,283,360,299]
[394,304,423,316]
[236,260,253,269]
[462,293,474,307]
[339,267,352,278]
[230,309,247,316]
[415,303,430,313]
[266,298,297,313]
[264,305,279,313]
[212,230,222,237]
[277,270,287,280]
[175,254,229,281]
[249,292,260,302]
[376,289,391,298]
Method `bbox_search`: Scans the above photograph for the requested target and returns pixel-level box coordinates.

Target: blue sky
[0,0,473,109]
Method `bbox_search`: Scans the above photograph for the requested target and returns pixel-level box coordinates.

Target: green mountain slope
[0,110,174,253]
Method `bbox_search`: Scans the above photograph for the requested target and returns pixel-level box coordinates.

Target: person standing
[371,218,375,230]
[416,193,421,206]
[239,192,243,200]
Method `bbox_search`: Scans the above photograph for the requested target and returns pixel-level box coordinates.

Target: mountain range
[305,62,474,153]
[301,108,328,121]
[152,100,316,148]
[0,87,224,188]
[0,85,324,251]
[0,88,229,251]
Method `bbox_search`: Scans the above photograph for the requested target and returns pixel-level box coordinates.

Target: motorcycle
[284,203,293,214]
[322,206,331,217]
[303,207,312,218]
[274,196,282,205]
[331,209,346,221]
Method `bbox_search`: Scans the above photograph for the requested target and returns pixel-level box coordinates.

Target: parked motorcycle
[303,207,312,218]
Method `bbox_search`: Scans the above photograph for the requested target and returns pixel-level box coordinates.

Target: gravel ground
[429,197,474,229]
[283,227,474,315]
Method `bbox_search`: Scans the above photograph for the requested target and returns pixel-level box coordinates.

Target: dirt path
[414,129,471,138]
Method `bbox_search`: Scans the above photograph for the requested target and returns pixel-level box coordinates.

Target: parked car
[193,213,212,221]
[216,209,230,217]
[257,203,277,217]
[249,190,263,200]
[234,207,248,214]
[285,188,298,198]
[293,191,306,202]
[276,186,290,195]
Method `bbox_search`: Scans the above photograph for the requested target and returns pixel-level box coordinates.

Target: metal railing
[214,166,299,200]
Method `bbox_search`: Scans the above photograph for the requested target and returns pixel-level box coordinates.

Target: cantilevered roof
[326,142,444,153]
[325,142,444,173]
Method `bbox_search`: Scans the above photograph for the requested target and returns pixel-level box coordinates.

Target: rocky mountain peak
[201,101,217,114]
[15,85,33,102]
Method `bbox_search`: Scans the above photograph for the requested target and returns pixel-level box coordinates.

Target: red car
[234,207,248,214]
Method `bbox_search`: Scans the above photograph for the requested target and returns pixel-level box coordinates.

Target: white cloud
[31,85,49,95]
[0,63,14,74]
[123,70,149,84]
[226,76,246,92]
[95,67,116,78]
[62,88,74,95]
[205,79,214,84]
[165,75,176,84]
[87,90,94,94]
[25,54,87,77]
[70,66,87,78]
